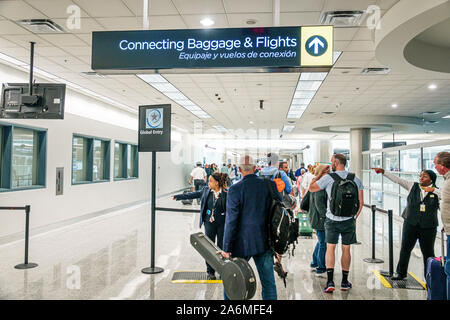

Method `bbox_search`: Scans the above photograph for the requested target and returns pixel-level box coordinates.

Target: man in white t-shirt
[309,154,364,294]
[189,162,207,204]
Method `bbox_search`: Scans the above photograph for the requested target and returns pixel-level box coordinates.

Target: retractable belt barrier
[363,204,394,277]
[0,205,38,270]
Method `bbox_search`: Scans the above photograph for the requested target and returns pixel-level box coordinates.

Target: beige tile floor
[0,196,433,300]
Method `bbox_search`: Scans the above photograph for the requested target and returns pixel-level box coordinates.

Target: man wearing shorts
[309,154,364,293]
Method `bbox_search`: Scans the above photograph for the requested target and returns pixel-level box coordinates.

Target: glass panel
[362,154,370,170]
[384,151,399,172]
[370,153,382,169]
[114,143,124,178]
[127,145,136,178]
[370,171,382,191]
[400,196,407,216]
[72,136,88,183]
[0,127,2,182]
[12,128,37,188]
[423,145,450,174]
[362,171,370,188]
[93,139,105,181]
[371,190,383,208]
[363,189,370,204]
[400,148,421,172]
[383,173,400,193]
[399,173,419,195]
[383,193,399,216]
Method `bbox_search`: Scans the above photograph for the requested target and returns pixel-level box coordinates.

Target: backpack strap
[265,179,275,200]
[347,172,355,181]
[329,173,341,182]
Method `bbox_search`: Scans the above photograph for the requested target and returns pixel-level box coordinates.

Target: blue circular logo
[305,35,328,57]
[146,109,162,128]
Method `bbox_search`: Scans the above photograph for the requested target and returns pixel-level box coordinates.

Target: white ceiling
[0,0,449,140]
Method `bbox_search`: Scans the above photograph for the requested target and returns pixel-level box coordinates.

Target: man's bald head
[239,155,256,173]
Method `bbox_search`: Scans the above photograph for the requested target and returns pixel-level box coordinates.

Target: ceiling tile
[0,20,32,35]
[3,34,52,47]
[223,0,272,13]
[280,12,321,26]
[52,18,105,33]
[226,13,272,27]
[0,0,47,20]
[95,16,141,30]
[148,15,187,30]
[172,0,225,14]
[182,14,229,29]
[39,33,88,46]
[280,0,325,12]
[122,0,179,16]
[25,0,90,18]
[322,0,377,11]
[72,0,134,17]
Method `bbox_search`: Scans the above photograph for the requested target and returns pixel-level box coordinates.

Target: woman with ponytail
[173,172,228,279]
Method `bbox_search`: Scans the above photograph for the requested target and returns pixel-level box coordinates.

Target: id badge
[420,204,426,212]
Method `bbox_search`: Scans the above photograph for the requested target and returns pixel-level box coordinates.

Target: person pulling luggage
[372,167,442,280]
[173,172,229,280]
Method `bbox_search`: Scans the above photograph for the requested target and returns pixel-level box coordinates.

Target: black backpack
[329,172,360,217]
[264,180,298,255]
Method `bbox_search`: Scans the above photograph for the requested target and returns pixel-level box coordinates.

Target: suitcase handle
[441,230,446,268]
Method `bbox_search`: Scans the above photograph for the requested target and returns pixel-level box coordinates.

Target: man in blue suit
[222,155,281,300]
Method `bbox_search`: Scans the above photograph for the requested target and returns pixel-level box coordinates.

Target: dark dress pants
[396,221,437,277]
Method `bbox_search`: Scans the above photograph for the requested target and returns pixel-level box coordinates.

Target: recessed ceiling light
[321,111,336,115]
[391,103,398,108]
[428,84,437,90]
[443,115,450,119]
[246,19,257,25]
[422,111,440,115]
[200,18,215,27]
[249,121,254,124]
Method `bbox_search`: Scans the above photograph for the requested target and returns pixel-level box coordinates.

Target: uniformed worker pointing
[372,168,441,280]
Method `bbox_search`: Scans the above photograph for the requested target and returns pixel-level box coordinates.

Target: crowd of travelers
[172,151,450,300]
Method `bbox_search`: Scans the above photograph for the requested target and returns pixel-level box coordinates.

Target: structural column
[350,128,371,179]
[317,140,332,163]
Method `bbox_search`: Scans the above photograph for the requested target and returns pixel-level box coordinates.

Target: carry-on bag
[426,231,447,300]
[298,212,313,237]
[190,232,256,300]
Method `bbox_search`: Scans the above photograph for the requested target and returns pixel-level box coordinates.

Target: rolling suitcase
[190,232,256,300]
[298,212,313,237]
[181,190,193,205]
[426,231,447,300]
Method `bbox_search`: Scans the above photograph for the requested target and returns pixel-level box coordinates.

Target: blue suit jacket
[223,174,282,258]
[174,187,227,228]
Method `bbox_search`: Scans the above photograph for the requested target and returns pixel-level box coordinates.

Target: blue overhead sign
[91,27,333,73]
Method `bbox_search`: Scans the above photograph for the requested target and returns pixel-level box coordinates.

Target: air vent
[321,111,336,115]
[422,111,440,115]
[320,11,365,27]
[361,68,391,75]
[17,19,64,34]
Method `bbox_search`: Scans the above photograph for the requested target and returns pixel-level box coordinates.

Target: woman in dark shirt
[173,172,228,280]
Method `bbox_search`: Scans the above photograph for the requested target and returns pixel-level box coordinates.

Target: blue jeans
[224,250,277,300]
[312,230,327,272]
[446,236,450,300]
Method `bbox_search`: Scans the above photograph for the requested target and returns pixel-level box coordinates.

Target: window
[423,145,450,173]
[0,123,46,192]
[114,142,138,180]
[72,135,110,184]
[400,148,421,172]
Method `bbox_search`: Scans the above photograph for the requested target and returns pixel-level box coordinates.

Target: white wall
[0,63,193,238]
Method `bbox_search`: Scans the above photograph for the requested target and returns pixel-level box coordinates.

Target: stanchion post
[14,205,38,270]
[380,209,394,277]
[142,151,164,275]
[388,209,394,277]
[363,205,384,263]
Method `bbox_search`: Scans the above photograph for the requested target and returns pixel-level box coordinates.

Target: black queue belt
[0,205,38,270]
[155,207,201,213]
[363,204,426,290]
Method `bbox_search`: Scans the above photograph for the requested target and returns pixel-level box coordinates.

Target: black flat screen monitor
[1,83,65,119]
